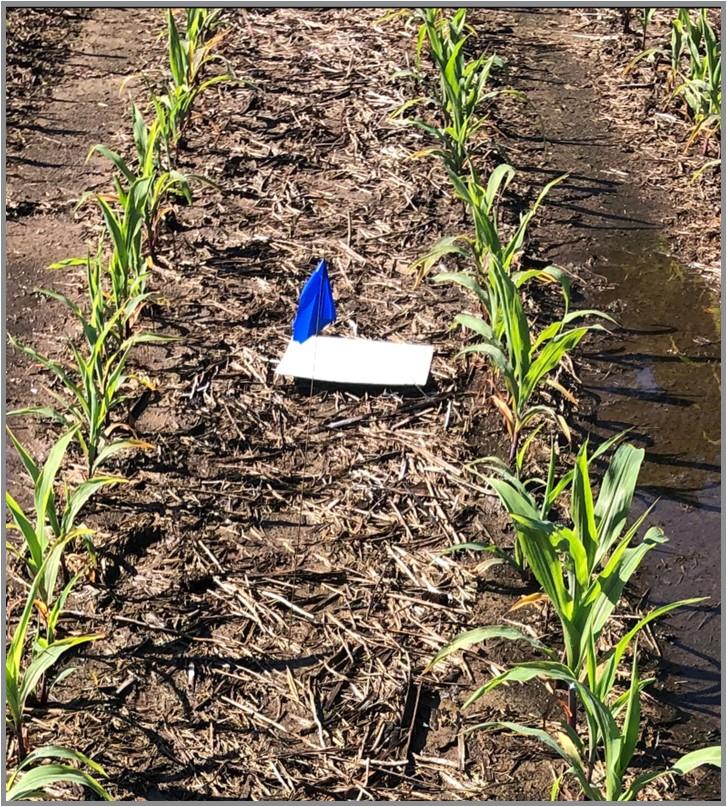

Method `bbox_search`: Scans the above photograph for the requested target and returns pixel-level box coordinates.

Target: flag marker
[276,259,433,387]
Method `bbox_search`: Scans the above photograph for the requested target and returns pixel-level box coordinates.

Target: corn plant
[70,185,151,334]
[8,293,160,474]
[454,258,610,463]
[428,441,716,798]
[393,9,504,175]
[489,441,699,680]
[45,243,116,341]
[90,103,220,260]
[471,658,720,800]
[159,9,231,157]
[44,236,147,354]
[5,427,122,601]
[671,9,721,146]
[633,9,721,150]
[412,163,559,289]
[95,180,152,312]
[168,8,227,88]
[6,543,100,761]
[414,166,612,462]
[430,440,701,695]
[7,745,110,801]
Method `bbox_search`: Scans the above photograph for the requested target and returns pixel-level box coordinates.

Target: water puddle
[577,242,721,725]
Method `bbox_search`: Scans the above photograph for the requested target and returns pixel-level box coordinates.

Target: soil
[4,7,721,802]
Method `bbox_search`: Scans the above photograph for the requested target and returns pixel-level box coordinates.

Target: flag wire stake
[293,265,326,567]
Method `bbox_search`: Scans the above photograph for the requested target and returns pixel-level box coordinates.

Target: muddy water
[488,8,721,733]
[579,241,721,725]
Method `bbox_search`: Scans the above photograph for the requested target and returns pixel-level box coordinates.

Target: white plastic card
[275,336,433,386]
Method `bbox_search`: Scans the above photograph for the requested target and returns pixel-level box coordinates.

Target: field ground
[4,7,721,801]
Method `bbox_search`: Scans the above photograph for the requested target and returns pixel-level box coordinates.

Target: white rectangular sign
[275,336,433,386]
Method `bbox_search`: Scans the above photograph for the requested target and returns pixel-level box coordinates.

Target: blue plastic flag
[292,259,336,343]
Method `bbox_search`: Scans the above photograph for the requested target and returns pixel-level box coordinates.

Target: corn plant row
[5,9,229,800]
[401,8,720,799]
[633,8,720,165]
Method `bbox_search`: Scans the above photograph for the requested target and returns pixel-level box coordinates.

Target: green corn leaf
[433,270,488,304]
[570,444,598,570]
[615,650,642,792]
[622,746,721,801]
[7,335,82,402]
[92,439,153,473]
[516,422,545,473]
[95,196,128,271]
[593,444,645,563]
[488,476,541,522]
[88,144,136,187]
[19,633,101,708]
[458,340,512,381]
[10,745,107,780]
[46,572,82,640]
[427,624,554,672]
[5,492,45,574]
[586,525,667,647]
[484,163,515,210]
[167,10,187,86]
[596,597,705,700]
[46,257,88,270]
[7,761,110,801]
[34,428,77,539]
[553,526,589,590]
[509,513,572,627]
[7,405,70,425]
[502,174,567,269]
[131,103,149,165]
[62,475,125,533]
[5,491,48,573]
[522,327,588,403]
[7,426,40,482]
[5,538,72,724]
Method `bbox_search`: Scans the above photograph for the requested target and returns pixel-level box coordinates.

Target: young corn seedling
[429,440,703,696]
[168,8,228,88]
[471,657,720,800]
[5,427,123,603]
[6,543,101,761]
[412,163,558,291]
[8,293,161,474]
[73,183,152,334]
[95,179,152,314]
[671,9,721,148]
[89,104,218,260]
[633,10,721,155]
[159,9,231,158]
[7,745,110,801]
[415,165,612,462]
[393,9,504,175]
[454,257,610,464]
